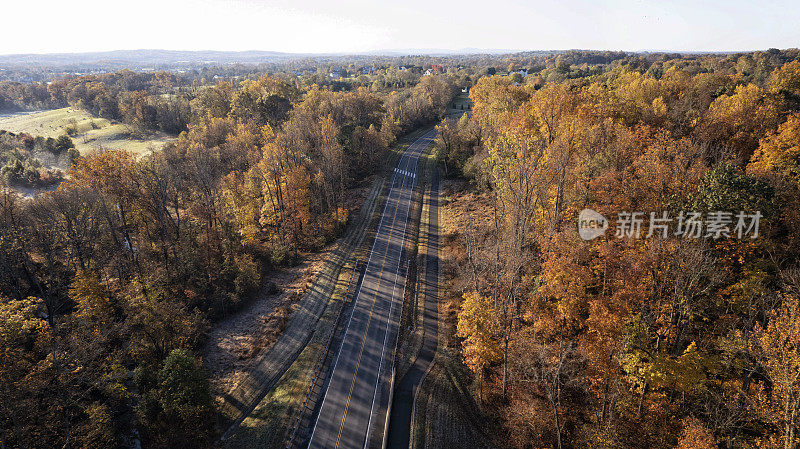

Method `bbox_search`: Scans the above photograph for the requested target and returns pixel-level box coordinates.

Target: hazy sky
[2,0,798,55]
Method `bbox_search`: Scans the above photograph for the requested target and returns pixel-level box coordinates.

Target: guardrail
[381,367,396,449]
[378,237,415,449]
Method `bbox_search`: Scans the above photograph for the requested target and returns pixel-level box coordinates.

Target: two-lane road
[308,130,436,449]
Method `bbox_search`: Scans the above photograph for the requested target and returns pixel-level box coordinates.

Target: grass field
[0,107,174,156]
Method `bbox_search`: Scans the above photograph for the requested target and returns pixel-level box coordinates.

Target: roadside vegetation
[0,68,457,448]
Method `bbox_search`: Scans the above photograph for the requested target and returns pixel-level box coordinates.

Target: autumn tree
[749,113,800,187]
[229,75,298,127]
[770,60,800,112]
[456,292,502,401]
[675,417,717,449]
[698,83,779,163]
[751,271,800,449]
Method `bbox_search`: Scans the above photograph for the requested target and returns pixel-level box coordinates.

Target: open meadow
[0,107,174,155]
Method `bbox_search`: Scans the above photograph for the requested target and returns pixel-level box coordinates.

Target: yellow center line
[333,145,418,449]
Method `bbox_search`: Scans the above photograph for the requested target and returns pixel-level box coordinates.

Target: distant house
[293,70,303,76]
[329,72,342,80]
[516,69,529,77]
[461,87,469,93]
[399,66,408,71]
[424,69,433,76]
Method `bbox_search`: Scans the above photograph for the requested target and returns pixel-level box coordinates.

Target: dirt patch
[440,179,493,238]
[438,179,495,335]
[204,249,328,397]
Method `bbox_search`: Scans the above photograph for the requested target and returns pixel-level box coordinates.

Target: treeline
[49,70,191,134]
[0,70,191,134]
[3,49,800,139]
[0,80,53,110]
[437,58,800,447]
[0,64,466,138]
[0,73,457,448]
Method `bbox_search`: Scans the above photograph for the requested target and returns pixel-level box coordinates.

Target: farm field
[0,107,174,155]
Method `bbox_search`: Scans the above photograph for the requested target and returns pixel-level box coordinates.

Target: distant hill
[0,49,305,69]
[0,48,535,70]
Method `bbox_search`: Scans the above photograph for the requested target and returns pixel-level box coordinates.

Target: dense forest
[4,47,800,448]
[434,51,800,448]
[0,69,457,448]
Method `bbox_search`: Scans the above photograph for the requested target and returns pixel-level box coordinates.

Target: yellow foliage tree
[770,60,800,109]
[749,113,800,187]
[69,269,114,327]
[676,416,717,449]
[700,83,779,162]
[752,289,800,449]
[456,291,502,400]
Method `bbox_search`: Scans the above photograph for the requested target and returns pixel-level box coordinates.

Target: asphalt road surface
[308,130,436,449]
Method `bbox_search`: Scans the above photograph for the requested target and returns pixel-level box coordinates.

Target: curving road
[307,130,436,449]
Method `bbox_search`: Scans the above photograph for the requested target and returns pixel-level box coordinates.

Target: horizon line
[0,47,794,59]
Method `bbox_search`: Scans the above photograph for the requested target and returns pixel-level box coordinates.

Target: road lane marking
[363,136,424,447]
[308,130,436,449]
[309,156,408,447]
[333,149,415,449]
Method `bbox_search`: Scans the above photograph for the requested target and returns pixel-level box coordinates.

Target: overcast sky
[1,0,798,55]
